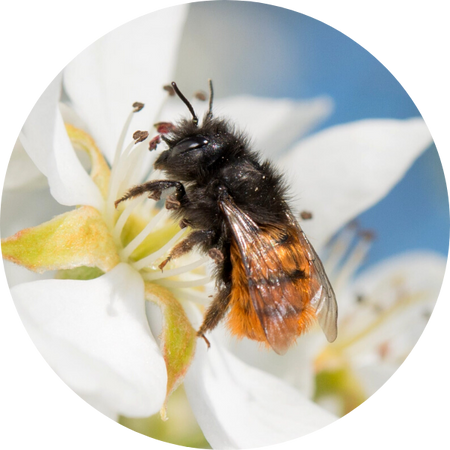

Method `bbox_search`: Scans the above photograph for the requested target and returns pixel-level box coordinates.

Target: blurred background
[174,1,448,271]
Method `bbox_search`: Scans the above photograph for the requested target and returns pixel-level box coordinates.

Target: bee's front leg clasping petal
[115,180,186,208]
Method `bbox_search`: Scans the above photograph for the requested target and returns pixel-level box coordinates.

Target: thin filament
[113,196,147,243]
[133,227,187,270]
[156,276,212,289]
[121,208,169,259]
[142,256,210,281]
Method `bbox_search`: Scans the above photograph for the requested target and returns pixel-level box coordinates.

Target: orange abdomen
[226,227,317,347]
[227,240,267,342]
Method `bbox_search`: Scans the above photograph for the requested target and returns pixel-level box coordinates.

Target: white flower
[1,5,437,449]
[314,246,446,415]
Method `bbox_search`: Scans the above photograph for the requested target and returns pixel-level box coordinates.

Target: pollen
[133,130,149,143]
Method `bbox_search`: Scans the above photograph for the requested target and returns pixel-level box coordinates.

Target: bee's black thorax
[155,116,291,250]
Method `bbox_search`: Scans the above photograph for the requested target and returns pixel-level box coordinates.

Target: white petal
[279,118,433,248]
[349,251,446,303]
[63,6,187,163]
[343,251,445,343]
[12,263,167,418]
[183,305,335,449]
[337,251,445,399]
[4,138,48,191]
[352,362,398,398]
[19,74,104,210]
[214,322,325,399]
[215,95,333,159]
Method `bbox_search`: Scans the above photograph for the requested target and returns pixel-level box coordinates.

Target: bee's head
[154,81,244,181]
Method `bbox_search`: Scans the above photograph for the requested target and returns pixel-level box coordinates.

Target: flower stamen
[121,208,169,259]
[133,227,187,270]
[333,231,373,293]
[156,276,212,289]
[142,256,210,281]
[170,288,212,305]
[132,101,144,112]
[102,89,216,305]
[117,142,154,196]
[105,104,149,225]
[133,130,149,143]
[113,106,142,169]
[113,196,147,243]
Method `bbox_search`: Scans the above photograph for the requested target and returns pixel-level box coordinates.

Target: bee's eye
[172,136,209,154]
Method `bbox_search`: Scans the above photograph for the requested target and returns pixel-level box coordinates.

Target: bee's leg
[165,194,182,210]
[207,248,224,264]
[158,229,214,271]
[196,283,232,347]
[115,180,186,208]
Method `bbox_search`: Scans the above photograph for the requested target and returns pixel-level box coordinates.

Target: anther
[300,211,313,220]
[133,130,149,143]
[194,90,207,101]
[163,84,175,96]
[154,122,176,134]
[359,230,376,242]
[132,102,144,112]
[149,135,161,151]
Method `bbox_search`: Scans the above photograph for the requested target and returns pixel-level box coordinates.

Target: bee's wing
[220,192,337,354]
[287,213,338,342]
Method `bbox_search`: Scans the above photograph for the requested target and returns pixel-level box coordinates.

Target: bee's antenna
[206,79,214,120]
[171,81,198,126]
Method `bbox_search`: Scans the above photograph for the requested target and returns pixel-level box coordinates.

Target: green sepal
[2,206,120,273]
[144,282,197,421]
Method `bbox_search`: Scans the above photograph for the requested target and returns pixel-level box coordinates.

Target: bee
[116,81,337,354]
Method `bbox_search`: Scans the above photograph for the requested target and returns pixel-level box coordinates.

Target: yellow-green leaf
[1,206,120,273]
[144,282,197,420]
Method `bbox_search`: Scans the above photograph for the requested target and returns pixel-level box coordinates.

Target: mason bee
[116,81,337,354]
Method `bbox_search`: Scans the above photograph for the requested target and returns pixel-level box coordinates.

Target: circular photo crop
[1,2,448,448]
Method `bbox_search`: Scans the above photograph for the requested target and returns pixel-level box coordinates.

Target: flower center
[104,102,213,295]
